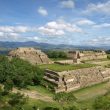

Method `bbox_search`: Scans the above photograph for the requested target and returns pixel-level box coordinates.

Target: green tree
[54,92,77,105]
[64,106,79,110]
[0,56,44,89]
[8,92,28,109]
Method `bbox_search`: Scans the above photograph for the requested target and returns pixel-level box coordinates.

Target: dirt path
[12,88,53,102]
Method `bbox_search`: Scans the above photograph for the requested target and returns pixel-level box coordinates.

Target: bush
[54,92,77,104]
[8,92,28,108]
[0,56,44,89]
[44,107,59,110]
[64,106,79,110]
[93,95,110,110]
[46,51,67,59]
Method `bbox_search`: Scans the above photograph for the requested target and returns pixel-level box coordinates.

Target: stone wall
[67,51,107,62]
[44,67,110,93]
[8,47,52,65]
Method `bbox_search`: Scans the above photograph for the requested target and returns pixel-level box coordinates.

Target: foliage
[0,56,44,89]
[46,51,67,59]
[54,92,77,104]
[107,54,110,59]
[93,94,110,110]
[8,92,28,108]
[44,107,59,110]
[64,106,79,110]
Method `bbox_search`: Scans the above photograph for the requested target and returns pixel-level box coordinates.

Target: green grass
[50,58,70,61]
[39,63,97,72]
[27,85,54,97]
[82,58,110,63]
[23,81,110,110]
[1,81,110,110]
[73,81,110,101]
[23,99,63,110]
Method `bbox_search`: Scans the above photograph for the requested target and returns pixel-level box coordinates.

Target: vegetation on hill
[0,55,44,89]
[46,51,67,59]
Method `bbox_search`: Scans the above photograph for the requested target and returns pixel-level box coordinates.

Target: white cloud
[60,0,75,9]
[0,32,4,36]
[77,19,95,25]
[84,1,110,15]
[93,23,110,28]
[38,26,65,36]
[38,7,48,16]
[0,26,30,33]
[84,37,110,46]
[38,20,83,36]
[0,31,42,42]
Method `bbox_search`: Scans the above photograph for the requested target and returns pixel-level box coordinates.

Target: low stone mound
[8,47,52,65]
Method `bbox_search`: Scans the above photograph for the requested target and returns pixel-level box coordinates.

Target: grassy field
[50,58,70,61]
[1,76,109,110]
[39,63,97,72]
[23,81,110,110]
[27,85,54,97]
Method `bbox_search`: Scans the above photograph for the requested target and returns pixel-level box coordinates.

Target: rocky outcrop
[8,47,52,65]
[44,66,110,93]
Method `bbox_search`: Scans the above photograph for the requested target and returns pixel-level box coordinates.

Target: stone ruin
[44,66,110,93]
[67,50,107,63]
[8,47,52,65]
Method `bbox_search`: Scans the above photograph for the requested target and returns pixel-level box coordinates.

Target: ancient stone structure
[67,50,107,63]
[8,47,52,65]
[44,66,110,93]
[54,60,78,65]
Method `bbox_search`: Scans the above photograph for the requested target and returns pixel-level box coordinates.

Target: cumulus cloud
[38,26,65,36]
[60,0,75,9]
[0,26,41,42]
[0,26,30,33]
[84,37,110,46]
[84,1,110,15]
[38,21,83,36]
[77,19,95,25]
[0,32,20,41]
[38,7,48,16]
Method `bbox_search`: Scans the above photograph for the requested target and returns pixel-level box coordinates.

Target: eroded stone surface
[44,66,110,93]
[8,47,52,65]
[67,51,107,63]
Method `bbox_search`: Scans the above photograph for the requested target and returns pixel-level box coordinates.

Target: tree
[44,107,59,110]
[3,79,13,94]
[54,92,77,105]
[63,106,79,110]
[46,51,67,59]
[0,56,44,89]
[8,92,28,109]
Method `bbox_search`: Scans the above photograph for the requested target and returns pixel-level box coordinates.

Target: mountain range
[0,41,110,51]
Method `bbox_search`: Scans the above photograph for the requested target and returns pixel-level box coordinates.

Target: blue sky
[0,0,110,46]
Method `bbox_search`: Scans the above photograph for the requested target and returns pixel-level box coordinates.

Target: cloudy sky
[0,0,110,46]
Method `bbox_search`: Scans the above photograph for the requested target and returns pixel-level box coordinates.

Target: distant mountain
[0,41,110,51]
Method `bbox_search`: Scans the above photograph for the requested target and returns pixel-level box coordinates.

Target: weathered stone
[67,50,107,62]
[8,47,52,65]
[44,66,110,93]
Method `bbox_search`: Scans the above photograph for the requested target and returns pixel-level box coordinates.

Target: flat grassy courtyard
[39,63,97,72]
